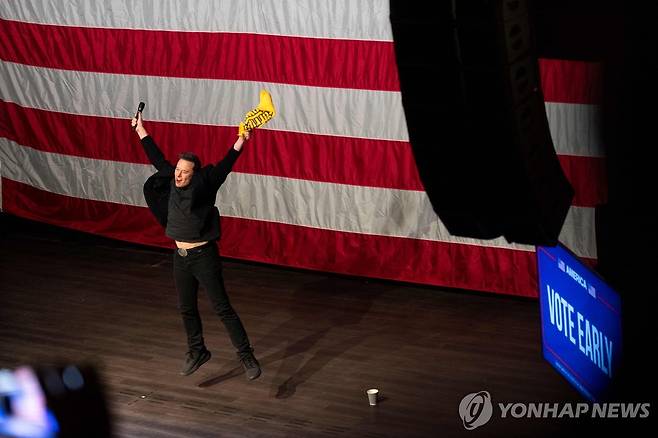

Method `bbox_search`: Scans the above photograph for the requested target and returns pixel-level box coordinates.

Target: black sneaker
[180,349,211,376]
[240,353,262,380]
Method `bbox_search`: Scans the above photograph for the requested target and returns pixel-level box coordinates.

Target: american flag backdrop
[0,1,605,297]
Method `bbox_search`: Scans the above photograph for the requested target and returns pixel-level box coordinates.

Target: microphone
[133,102,145,130]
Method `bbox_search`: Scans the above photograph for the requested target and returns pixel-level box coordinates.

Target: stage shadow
[197,329,333,387]
[258,276,387,399]
[197,275,389,392]
[197,366,243,387]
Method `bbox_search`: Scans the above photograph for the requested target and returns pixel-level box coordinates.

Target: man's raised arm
[207,131,250,187]
[132,112,172,172]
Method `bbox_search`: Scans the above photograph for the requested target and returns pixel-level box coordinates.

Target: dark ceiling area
[534,0,623,61]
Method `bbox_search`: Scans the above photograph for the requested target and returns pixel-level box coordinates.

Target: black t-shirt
[165,179,219,243]
[140,135,240,240]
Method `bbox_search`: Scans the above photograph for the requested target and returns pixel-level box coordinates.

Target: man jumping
[132,112,261,380]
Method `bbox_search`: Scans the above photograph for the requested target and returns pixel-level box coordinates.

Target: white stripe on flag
[0,61,408,142]
[1,61,602,157]
[0,0,394,41]
[545,102,604,158]
[0,138,597,258]
[0,138,150,207]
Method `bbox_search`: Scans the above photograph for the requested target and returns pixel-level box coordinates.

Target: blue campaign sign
[537,244,622,402]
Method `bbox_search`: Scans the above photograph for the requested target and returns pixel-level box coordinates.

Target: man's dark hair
[178,152,202,171]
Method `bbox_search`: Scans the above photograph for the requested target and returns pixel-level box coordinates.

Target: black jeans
[173,243,253,359]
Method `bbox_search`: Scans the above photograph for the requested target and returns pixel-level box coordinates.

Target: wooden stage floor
[0,214,643,437]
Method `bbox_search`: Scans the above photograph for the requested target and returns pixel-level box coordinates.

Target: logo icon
[558,259,566,272]
[459,391,493,430]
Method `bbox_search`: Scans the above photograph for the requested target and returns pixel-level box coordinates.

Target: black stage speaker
[390,0,573,245]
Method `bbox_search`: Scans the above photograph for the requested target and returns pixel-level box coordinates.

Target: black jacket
[141,135,242,236]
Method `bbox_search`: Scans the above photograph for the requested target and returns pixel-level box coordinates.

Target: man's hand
[234,130,251,151]
[131,112,148,139]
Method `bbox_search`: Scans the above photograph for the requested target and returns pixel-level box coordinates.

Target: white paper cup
[366,388,379,406]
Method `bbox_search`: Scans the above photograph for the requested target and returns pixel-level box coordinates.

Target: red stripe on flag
[1,178,171,247]
[222,217,541,298]
[3,102,604,206]
[1,20,603,103]
[558,155,608,207]
[3,178,543,297]
[539,58,602,105]
[1,101,423,191]
[0,18,400,91]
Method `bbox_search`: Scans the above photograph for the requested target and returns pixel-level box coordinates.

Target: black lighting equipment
[390,0,573,246]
